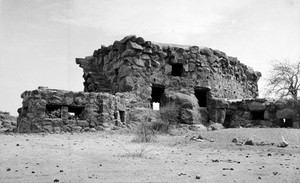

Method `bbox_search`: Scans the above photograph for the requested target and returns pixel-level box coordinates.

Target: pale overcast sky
[0,0,299,115]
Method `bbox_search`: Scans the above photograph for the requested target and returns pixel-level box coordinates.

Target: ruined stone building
[17,35,299,132]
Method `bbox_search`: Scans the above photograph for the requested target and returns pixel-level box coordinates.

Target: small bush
[132,111,156,142]
[132,121,155,142]
[132,102,180,141]
[123,144,150,158]
[156,102,180,132]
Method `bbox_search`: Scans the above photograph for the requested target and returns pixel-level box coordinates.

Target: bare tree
[266,60,300,100]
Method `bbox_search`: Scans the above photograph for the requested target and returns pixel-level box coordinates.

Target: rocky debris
[0,111,17,132]
[188,124,207,131]
[277,136,289,148]
[190,134,214,142]
[207,123,225,131]
[222,168,234,170]
[232,137,275,146]
[195,175,201,179]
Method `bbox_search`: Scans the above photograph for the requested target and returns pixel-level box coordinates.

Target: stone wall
[212,98,300,128]
[76,35,261,104]
[0,111,17,131]
[17,87,126,133]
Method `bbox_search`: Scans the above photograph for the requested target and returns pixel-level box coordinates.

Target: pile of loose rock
[0,111,16,132]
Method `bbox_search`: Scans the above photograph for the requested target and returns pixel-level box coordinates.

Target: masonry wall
[17,87,126,133]
[76,35,261,105]
[211,98,300,128]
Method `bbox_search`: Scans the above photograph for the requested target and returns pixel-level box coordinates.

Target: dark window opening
[171,63,183,76]
[46,105,62,118]
[68,106,84,116]
[68,106,84,120]
[251,111,264,120]
[119,111,125,122]
[194,88,209,107]
[281,118,293,128]
[223,114,233,128]
[98,103,103,113]
[151,85,165,110]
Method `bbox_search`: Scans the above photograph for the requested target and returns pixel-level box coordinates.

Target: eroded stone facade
[17,87,126,133]
[77,35,261,101]
[17,35,299,132]
[212,98,300,128]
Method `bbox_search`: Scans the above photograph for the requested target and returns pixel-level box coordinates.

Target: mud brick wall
[17,87,126,133]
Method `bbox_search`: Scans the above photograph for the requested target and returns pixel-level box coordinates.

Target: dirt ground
[0,128,299,183]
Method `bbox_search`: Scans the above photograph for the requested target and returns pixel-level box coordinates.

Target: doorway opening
[280,118,293,128]
[194,87,209,107]
[171,63,183,76]
[251,111,264,120]
[151,85,165,110]
[119,110,125,122]
[223,113,233,128]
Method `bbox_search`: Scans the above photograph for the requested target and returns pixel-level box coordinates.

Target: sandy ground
[0,128,299,183]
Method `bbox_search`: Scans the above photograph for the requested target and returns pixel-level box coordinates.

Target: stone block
[127,41,143,50]
[133,57,145,67]
[43,125,53,132]
[77,120,89,127]
[248,101,266,111]
[208,109,226,124]
[119,76,134,92]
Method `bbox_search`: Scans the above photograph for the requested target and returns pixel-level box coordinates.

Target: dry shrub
[153,102,180,133]
[132,111,156,143]
[123,144,151,158]
[132,102,181,141]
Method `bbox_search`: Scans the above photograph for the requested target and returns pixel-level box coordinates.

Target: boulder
[208,123,225,131]
[180,108,194,124]
[275,100,287,110]
[119,35,136,44]
[119,76,135,92]
[200,47,213,56]
[127,41,143,50]
[164,92,200,124]
[276,108,295,119]
[189,124,207,131]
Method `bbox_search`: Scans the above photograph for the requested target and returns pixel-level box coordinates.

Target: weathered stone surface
[133,57,145,67]
[17,87,126,133]
[18,35,299,132]
[276,108,295,119]
[119,76,134,92]
[164,92,200,124]
[0,111,16,131]
[77,35,261,101]
[209,109,226,124]
[127,41,143,50]
[275,100,287,110]
[248,101,266,111]
[208,123,225,131]
[209,99,228,109]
